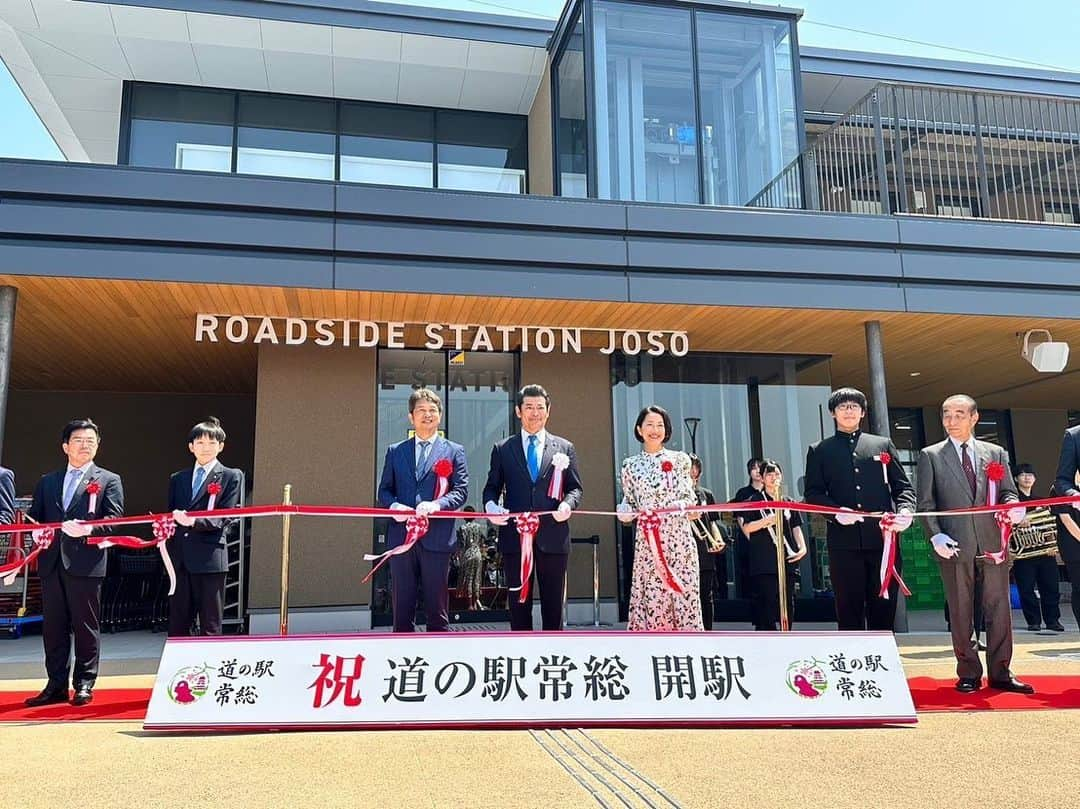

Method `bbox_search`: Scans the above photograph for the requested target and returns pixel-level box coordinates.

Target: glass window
[236,93,336,181]
[436,111,528,194]
[339,103,434,188]
[554,8,588,198]
[127,85,234,172]
[593,1,699,204]
[696,12,800,206]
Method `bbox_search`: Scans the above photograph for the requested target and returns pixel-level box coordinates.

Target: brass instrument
[1009,507,1059,560]
[766,484,790,632]
[690,494,726,552]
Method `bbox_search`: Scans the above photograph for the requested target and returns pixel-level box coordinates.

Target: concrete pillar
[864,319,908,632]
[0,286,16,459]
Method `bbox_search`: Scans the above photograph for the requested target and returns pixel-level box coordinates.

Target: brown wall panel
[528,60,554,197]
[2,390,254,515]
[248,343,375,610]
[520,351,617,599]
[1010,409,1067,491]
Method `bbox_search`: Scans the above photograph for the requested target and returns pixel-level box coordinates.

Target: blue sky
[2,0,1078,160]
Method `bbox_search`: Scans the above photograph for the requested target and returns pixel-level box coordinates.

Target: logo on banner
[168,665,212,705]
[785,659,828,699]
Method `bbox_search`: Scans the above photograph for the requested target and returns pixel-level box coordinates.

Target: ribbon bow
[361,514,430,583]
[639,509,685,595]
[982,462,1010,564]
[510,512,541,603]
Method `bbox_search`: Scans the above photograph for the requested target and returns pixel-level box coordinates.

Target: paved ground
[2,616,1078,809]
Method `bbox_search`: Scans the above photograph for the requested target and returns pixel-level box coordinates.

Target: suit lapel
[415,436,439,481]
[66,464,98,517]
[973,440,991,504]
[190,463,219,506]
[940,442,974,504]
[509,434,531,481]
[538,435,557,483]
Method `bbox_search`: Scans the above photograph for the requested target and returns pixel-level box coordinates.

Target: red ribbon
[639,509,685,595]
[510,512,540,603]
[983,462,1010,564]
[0,528,52,585]
[877,513,911,599]
[362,514,429,583]
[86,480,101,514]
[433,458,453,500]
[207,481,222,511]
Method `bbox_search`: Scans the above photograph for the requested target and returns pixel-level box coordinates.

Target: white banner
[145,631,916,731]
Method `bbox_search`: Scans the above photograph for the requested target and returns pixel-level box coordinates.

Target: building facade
[1,0,1079,631]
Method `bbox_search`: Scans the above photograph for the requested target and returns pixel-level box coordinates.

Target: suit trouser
[938,554,1013,681]
[750,572,795,631]
[41,567,102,688]
[1012,555,1061,628]
[828,547,900,631]
[168,566,227,637]
[503,550,568,631]
[389,546,452,632]
[1063,560,1080,628]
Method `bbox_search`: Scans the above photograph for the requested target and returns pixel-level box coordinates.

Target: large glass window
[237,94,336,181]
[612,352,832,623]
[593,1,700,204]
[554,7,588,198]
[696,12,800,205]
[340,103,434,188]
[127,85,234,172]
[124,84,528,193]
[436,111,528,195]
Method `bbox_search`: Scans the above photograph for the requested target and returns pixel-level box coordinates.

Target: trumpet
[766,483,790,632]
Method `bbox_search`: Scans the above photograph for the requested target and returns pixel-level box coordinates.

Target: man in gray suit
[917,394,1033,694]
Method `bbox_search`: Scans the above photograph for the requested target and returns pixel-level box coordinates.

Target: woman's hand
[787,543,808,563]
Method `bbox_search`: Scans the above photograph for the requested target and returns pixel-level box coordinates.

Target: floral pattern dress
[621,448,704,631]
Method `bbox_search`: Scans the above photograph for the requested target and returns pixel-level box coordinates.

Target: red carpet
[1,678,1078,721]
[907,675,1080,712]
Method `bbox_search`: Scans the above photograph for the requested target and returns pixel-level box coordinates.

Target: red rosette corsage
[986,461,1006,482]
[85,480,101,513]
[433,458,454,499]
[878,451,891,466]
[206,481,223,510]
[660,459,676,490]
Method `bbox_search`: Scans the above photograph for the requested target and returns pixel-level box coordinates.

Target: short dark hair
[188,416,226,443]
[758,458,784,476]
[408,388,442,413]
[62,418,100,444]
[688,453,702,474]
[634,405,672,443]
[746,457,763,474]
[516,384,550,408]
[1015,463,1036,476]
[828,387,868,413]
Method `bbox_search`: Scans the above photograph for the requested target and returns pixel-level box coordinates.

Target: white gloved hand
[835,507,864,526]
[389,502,412,523]
[672,500,689,516]
[891,509,914,532]
[1006,506,1026,525]
[930,533,960,559]
[61,520,93,538]
[415,501,439,517]
[616,502,635,524]
[485,500,510,527]
[553,501,572,523]
[172,509,196,527]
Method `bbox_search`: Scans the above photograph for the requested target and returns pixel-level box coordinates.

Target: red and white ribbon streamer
[88,516,178,595]
[509,512,540,603]
[361,514,430,583]
[433,459,453,500]
[877,513,911,600]
[206,481,222,511]
[982,461,1009,565]
[875,452,891,487]
[639,509,685,595]
[660,460,676,491]
[548,452,569,500]
[0,528,52,585]
[86,481,100,514]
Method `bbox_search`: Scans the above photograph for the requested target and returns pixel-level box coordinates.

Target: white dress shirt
[521,429,547,460]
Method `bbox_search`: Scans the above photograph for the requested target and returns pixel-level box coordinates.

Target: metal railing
[748,81,1080,224]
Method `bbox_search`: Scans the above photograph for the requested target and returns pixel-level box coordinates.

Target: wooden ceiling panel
[1,275,1079,410]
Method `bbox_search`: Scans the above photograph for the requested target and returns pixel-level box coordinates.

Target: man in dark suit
[805,387,916,631]
[0,465,14,524]
[168,417,243,637]
[25,418,124,707]
[377,389,468,632]
[917,394,1032,694]
[483,384,583,631]
[1053,426,1080,630]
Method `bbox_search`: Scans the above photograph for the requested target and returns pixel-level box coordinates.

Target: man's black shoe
[988,677,1035,694]
[24,685,69,707]
[1026,624,1041,632]
[955,678,981,693]
[1048,623,1066,632]
[71,685,94,706]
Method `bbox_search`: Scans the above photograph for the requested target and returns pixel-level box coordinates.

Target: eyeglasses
[834,404,863,412]
[67,438,98,446]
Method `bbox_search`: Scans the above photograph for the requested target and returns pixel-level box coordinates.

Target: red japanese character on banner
[309,653,366,708]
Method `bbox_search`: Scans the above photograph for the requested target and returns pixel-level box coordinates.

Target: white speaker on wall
[1021,329,1070,373]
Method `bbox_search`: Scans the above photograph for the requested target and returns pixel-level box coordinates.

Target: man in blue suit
[377,389,468,632]
[483,384,584,631]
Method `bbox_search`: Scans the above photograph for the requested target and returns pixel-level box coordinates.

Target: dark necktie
[960,442,976,497]
[416,441,431,480]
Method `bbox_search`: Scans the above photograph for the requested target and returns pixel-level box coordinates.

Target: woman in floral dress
[617,405,704,631]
